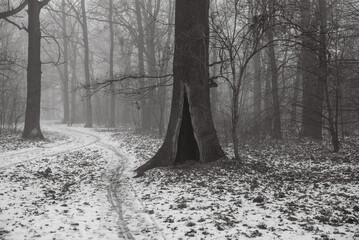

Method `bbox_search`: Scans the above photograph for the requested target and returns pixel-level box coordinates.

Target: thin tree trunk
[281,44,289,100]
[89,54,103,126]
[109,0,116,128]
[61,0,70,124]
[291,59,301,126]
[319,0,339,151]
[70,39,78,123]
[144,0,159,131]
[134,0,149,132]
[266,1,282,139]
[232,87,240,160]
[210,40,219,123]
[81,0,92,128]
[253,50,261,135]
[263,62,272,136]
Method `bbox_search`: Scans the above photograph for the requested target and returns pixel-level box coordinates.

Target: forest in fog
[1,0,359,153]
[1,1,359,239]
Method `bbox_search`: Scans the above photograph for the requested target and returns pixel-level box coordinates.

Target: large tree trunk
[135,0,225,175]
[81,0,92,128]
[300,0,322,139]
[23,0,46,139]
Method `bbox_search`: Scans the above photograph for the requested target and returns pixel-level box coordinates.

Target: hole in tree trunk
[175,92,200,164]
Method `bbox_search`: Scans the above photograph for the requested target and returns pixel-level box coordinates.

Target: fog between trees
[1,0,359,161]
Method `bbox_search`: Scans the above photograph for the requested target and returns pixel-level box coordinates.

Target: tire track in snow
[98,142,135,240]
[99,142,167,240]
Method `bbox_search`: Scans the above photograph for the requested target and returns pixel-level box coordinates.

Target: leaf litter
[111,130,359,240]
[0,145,122,240]
[0,129,69,152]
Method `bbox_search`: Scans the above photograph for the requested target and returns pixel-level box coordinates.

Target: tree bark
[135,0,225,175]
[81,0,92,128]
[23,0,48,139]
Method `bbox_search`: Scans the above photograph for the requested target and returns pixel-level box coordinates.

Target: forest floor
[0,125,124,240]
[111,129,359,240]
[0,123,358,240]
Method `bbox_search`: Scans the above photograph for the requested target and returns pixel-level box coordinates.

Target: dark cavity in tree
[175,92,199,164]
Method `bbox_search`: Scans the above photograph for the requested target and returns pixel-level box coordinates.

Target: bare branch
[4,17,27,31]
[0,0,28,19]
[39,0,51,9]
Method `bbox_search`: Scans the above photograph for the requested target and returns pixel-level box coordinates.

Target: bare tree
[210,0,268,160]
[265,0,282,139]
[61,0,70,124]
[134,0,148,132]
[1,0,51,138]
[80,0,92,127]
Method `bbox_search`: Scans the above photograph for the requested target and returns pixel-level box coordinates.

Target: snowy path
[0,123,162,240]
[0,125,100,169]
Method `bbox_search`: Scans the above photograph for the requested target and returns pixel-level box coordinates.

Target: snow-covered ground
[0,125,126,239]
[0,147,120,239]
[0,126,100,169]
[110,129,359,240]
[1,123,358,240]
